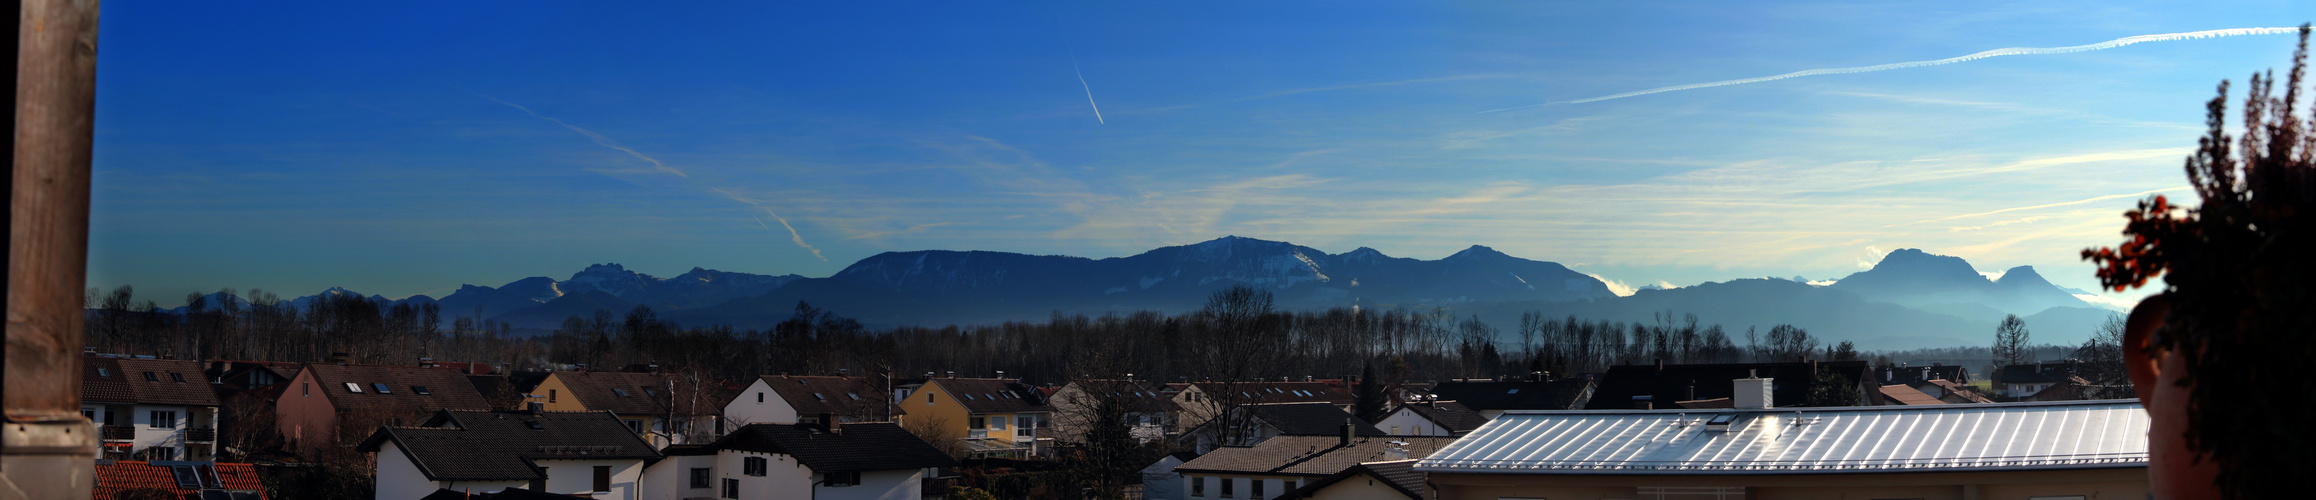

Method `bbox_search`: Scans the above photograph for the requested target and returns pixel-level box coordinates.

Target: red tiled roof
[303,364,494,415]
[83,357,220,407]
[93,461,266,500]
[554,371,726,416]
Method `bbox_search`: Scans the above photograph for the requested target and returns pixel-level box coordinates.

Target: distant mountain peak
[1448,245,1506,260]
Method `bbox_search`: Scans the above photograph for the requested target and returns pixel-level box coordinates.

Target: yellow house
[527,370,722,449]
[910,378,1050,458]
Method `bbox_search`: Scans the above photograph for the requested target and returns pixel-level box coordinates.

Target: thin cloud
[1140,74,1510,113]
[1903,186,2191,226]
[1069,47,1105,124]
[1482,27,2301,112]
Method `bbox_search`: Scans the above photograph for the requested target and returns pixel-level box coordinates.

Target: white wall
[1140,456,1184,500]
[538,459,646,500]
[376,441,443,500]
[718,449,814,500]
[814,469,921,500]
[639,454,719,500]
[725,379,801,427]
[1183,474,1299,500]
[1374,409,1451,437]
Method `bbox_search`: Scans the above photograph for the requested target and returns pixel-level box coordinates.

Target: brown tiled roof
[357,409,660,481]
[1924,379,1995,403]
[760,375,894,419]
[1398,401,1489,434]
[1877,384,1947,405]
[83,357,220,407]
[1176,435,1453,476]
[929,378,1049,414]
[303,364,493,415]
[708,422,957,473]
[549,371,721,416]
[1056,380,1181,413]
[1275,459,1423,499]
[93,461,267,500]
[1192,381,1355,406]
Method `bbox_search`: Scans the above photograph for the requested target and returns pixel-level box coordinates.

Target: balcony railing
[99,426,135,441]
[966,429,990,439]
[183,428,215,443]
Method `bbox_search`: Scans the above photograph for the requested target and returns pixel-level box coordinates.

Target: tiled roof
[1192,381,1354,406]
[1248,402,1385,437]
[1399,401,1489,434]
[1877,384,1946,405]
[303,364,494,415]
[759,375,895,419]
[1275,459,1423,499]
[1923,379,1995,404]
[929,378,1049,414]
[1426,379,1593,412]
[1177,435,1453,476]
[1588,361,1867,410]
[550,371,722,416]
[1418,400,2150,474]
[708,422,958,472]
[1055,380,1181,414]
[82,357,220,407]
[93,461,267,500]
[357,409,661,481]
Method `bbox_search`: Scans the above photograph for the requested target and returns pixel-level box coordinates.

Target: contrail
[1069,47,1105,124]
[1481,27,2303,113]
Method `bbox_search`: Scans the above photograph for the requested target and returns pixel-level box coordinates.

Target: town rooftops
[1177,435,1454,476]
[82,356,221,407]
[1246,402,1386,437]
[1399,401,1490,434]
[707,422,958,473]
[1416,400,2148,475]
[929,378,1049,414]
[1192,380,1355,406]
[356,409,661,482]
[1426,379,1593,412]
[1588,361,1867,410]
[94,461,266,500]
[1274,459,1424,499]
[550,370,720,416]
[301,364,493,415]
[1875,384,1946,406]
[759,375,892,418]
[1057,379,1182,413]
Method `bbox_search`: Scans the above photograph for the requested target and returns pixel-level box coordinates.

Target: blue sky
[91,1,2314,305]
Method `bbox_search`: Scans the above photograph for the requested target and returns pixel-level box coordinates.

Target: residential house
[724,375,897,429]
[1416,400,2151,499]
[641,421,956,500]
[1910,379,1995,404]
[1875,384,1948,405]
[93,460,267,500]
[1374,400,1487,437]
[205,360,302,393]
[527,370,728,448]
[1873,363,1971,386]
[1423,379,1594,418]
[908,378,1051,458]
[359,409,662,500]
[1180,402,1386,453]
[1138,451,1200,500]
[276,363,495,458]
[1173,380,1356,433]
[1996,360,2121,399]
[1047,379,1181,445]
[82,355,223,461]
[1274,459,1424,500]
[1176,424,1451,500]
[1587,361,1873,409]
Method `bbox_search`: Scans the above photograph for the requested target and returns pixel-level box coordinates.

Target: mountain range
[196,236,2122,351]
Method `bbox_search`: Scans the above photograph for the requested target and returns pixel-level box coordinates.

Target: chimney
[1654,358,1664,373]
[1684,380,1695,402]
[1735,369,1773,409]
[1340,421,1355,447]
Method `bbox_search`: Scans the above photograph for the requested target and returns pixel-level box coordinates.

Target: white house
[359,409,661,500]
[724,375,896,429]
[82,356,222,461]
[1136,451,1199,500]
[641,421,955,500]
[1373,400,1488,437]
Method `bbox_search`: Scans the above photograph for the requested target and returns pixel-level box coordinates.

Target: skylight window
[1507,389,1520,394]
[344,382,363,393]
[812,393,825,401]
[170,373,186,383]
[613,388,631,397]
[965,394,976,400]
[413,386,431,395]
[96,368,110,377]
[373,383,391,394]
[847,392,861,400]
[644,389,658,397]
[143,372,158,381]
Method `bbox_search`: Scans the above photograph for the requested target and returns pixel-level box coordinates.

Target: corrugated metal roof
[1416,400,2147,474]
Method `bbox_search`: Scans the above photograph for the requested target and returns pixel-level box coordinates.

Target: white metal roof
[1416,400,2147,474]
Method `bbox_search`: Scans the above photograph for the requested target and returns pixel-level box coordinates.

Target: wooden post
[5,0,100,497]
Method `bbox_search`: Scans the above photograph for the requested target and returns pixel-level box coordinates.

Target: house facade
[1047,379,1179,445]
[1177,431,1451,500]
[1374,400,1487,437]
[641,422,956,500]
[359,409,660,500]
[723,375,896,429]
[909,378,1050,458]
[1273,459,1424,500]
[276,363,494,458]
[1416,400,2151,500]
[528,370,727,448]
[1180,402,1386,453]
[82,356,222,461]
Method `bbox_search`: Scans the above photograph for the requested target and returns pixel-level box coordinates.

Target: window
[613,388,631,397]
[170,373,186,383]
[1192,477,1205,497]
[757,392,765,404]
[82,409,95,421]
[373,383,391,394]
[847,392,860,400]
[1414,425,1424,435]
[412,386,431,395]
[1507,388,1520,394]
[151,447,174,461]
[97,368,110,378]
[1221,476,1235,498]
[812,393,824,401]
[970,417,986,429]
[143,372,158,381]
[824,471,860,487]
[1251,479,1264,498]
[302,382,309,397]
[644,389,658,397]
[592,465,612,493]
[625,420,644,434]
[1391,426,1399,434]
[690,468,712,489]
[1017,416,1034,436]
[150,411,178,429]
[722,478,739,499]
[993,417,1007,430]
[926,392,934,404]
[744,456,767,476]
[549,389,557,403]
[343,383,362,393]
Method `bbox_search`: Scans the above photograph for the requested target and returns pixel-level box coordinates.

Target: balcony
[184,428,215,443]
[100,426,135,442]
[966,429,989,440]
